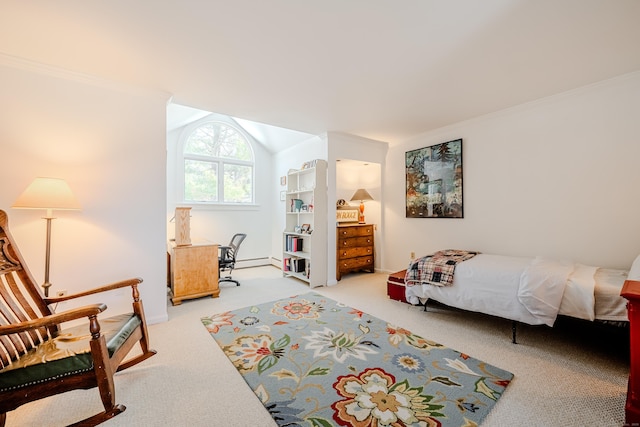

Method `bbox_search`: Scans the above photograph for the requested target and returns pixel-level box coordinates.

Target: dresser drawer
[338,255,373,271]
[336,224,375,281]
[338,246,373,260]
[339,236,373,248]
[337,225,373,238]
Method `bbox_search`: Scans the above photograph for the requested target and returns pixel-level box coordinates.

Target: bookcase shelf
[282,159,327,287]
[284,250,310,259]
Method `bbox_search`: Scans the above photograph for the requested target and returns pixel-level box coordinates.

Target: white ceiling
[2,1,639,149]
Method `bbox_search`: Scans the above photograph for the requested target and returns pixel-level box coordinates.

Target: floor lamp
[12,177,81,297]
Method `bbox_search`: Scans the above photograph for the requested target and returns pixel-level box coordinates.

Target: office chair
[218,233,246,286]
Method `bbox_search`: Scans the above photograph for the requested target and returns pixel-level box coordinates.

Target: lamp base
[43,216,53,297]
[358,202,365,224]
[42,281,52,297]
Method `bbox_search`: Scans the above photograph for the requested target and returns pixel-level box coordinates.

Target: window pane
[185,122,252,162]
[184,159,218,202]
[184,124,216,156]
[181,120,255,205]
[223,163,252,203]
[216,125,252,161]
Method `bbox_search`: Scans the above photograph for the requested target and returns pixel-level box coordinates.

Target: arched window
[181,121,254,204]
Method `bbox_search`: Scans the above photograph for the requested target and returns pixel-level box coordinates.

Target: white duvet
[404,254,627,326]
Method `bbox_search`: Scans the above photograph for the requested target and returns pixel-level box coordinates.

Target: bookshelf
[282,159,327,287]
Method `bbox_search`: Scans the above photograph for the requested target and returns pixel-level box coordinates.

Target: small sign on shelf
[336,209,359,223]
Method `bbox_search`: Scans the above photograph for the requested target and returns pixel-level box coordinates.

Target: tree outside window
[182,121,254,204]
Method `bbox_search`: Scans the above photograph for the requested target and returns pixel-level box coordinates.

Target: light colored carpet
[6,266,628,426]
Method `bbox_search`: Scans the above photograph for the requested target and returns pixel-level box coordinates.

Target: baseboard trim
[236,257,271,269]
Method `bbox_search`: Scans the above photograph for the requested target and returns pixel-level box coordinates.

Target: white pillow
[628,254,640,281]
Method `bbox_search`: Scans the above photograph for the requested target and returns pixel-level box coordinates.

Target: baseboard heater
[235,257,270,269]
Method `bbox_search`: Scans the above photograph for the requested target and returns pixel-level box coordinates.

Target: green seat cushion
[0,313,140,392]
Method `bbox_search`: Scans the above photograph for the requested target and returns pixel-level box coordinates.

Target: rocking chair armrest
[43,277,143,304]
[0,303,107,336]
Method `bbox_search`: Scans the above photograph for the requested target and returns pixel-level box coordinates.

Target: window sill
[181,202,261,211]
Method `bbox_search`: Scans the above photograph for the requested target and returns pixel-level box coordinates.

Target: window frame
[178,119,256,208]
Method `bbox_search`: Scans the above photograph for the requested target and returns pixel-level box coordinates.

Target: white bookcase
[282,159,327,287]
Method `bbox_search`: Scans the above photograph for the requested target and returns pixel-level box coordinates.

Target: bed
[398,251,639,342]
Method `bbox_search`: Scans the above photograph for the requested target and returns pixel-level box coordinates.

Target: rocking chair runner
[0,210,156,426]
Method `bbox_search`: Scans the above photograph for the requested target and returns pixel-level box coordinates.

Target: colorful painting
[406,139,463,218]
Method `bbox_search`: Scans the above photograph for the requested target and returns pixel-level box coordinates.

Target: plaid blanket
[405,249,479,287]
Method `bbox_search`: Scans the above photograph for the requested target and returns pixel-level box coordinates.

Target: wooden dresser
[168,239,219,305]
[621,279,640,425]
[336,223,374,280]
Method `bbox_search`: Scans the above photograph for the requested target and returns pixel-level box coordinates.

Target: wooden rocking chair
[0,210,156,426]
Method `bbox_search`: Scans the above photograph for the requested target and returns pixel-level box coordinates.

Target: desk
[168,239,219,305]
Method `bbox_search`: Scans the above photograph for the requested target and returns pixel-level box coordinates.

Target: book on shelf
[292,258,306,273]
[285,235,303,252]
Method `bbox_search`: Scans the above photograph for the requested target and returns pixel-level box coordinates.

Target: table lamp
[350,188,373,224]
[12,177,81,297]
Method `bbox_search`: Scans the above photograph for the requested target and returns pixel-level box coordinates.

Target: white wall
[384,72,640,271]
[0,59,169,323]
[271,132,389,285]
[328,132,388,283]
[166,113,273,266]
[271,135,328,266]
[5,59,635,320]
[336,160,382,271]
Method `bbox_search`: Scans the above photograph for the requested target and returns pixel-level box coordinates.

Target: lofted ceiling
[166,103,318,153]
[1,1,639,149]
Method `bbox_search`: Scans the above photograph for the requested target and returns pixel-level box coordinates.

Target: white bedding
[404,254,629,326]
[593,268,629,321]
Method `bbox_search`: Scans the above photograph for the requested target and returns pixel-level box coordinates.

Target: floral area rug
[201,293,513,427]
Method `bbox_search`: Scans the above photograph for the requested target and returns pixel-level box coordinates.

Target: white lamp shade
[12,177,81,211]
[350,188,374,202]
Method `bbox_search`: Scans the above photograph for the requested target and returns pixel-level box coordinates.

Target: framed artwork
[280,190,286,201]
[280,176,286,186]
[405,138,463,218]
